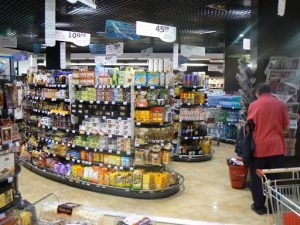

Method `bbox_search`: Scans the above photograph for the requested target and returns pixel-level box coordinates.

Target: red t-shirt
[247,93,289,157]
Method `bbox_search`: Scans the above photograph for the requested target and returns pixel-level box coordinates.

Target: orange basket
[228,164,248,189]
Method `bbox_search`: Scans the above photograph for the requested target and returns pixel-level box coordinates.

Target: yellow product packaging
[160,173,170,189]
[114,156,121,166]
[19,211,32,225]
[141,111,151,123]
[142,173,154,190]
[125,172,133,188]
[115,172,125,187]
[153,173,164,190]
[109,172,116,186]
[103,154,109,165]
[98,172,104,185]
[93,152,100,162]
[132,170,144,190]
[201,138,211,155]
[103,173,110,185]
[99,153,104,163]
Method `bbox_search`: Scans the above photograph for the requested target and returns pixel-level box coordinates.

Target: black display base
[22,161,184,199]
[172,150,215,162]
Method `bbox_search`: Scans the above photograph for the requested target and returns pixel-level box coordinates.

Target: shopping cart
[257,168,300,225]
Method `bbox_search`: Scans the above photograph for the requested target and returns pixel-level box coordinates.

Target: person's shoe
[251,203,267,215]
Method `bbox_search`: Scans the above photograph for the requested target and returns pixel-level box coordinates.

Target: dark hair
[255,83,271,96]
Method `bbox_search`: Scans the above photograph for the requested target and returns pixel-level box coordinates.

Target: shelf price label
[136,21,176,43]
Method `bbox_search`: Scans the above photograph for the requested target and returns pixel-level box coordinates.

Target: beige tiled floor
[19,143,268,224]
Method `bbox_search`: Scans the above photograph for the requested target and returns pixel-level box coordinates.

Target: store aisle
[19,143,267,225]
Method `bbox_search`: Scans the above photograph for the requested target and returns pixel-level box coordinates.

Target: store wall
[255,0,300,80]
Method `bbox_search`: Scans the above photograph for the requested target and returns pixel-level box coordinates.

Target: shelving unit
[172,81,214,162]
[22,69,183,199]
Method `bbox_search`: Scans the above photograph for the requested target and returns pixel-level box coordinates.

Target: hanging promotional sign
[141,47,153,57]
[56,30,91,46]
[12,52,29,61]
[106,42,123,56]
[33,43,41,54]
[136,21,176,43]
[181,45,205,57]
[60,42,67,69]
[173,43,179,69]
[0,36,17,48]
[278,0,286,16]
[208,64,224,73]
[67,0,96,9]
[45,0,56,47]
[89,44,106,55]
[105,20,140,40]
[95,55,117,65]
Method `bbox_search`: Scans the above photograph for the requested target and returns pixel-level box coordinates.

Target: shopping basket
[228,164,248,189]
[257,168,300,225]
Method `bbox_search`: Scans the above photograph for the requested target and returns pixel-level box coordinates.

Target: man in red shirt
[247,83,289,215]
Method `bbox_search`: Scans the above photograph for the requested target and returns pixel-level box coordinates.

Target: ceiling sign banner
[0,36,17,48]
[136,21,176,43]
[56,30,91,46]
[278,0,286,16]
[141,47,153,57]
[106,42,124,56]
[208,64,224,73]
[67,0,97,9]
[181,45,205,57]
[105,20,140,40]
[60,42,67,69]
[172,43,179,69]
[45,0,56,47]
[89,44,106,55]
[12,52,29,61]
[95,55,117,65]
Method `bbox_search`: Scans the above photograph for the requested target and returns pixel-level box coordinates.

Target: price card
[112,101,115,105]
[136,122,141,126]
[114,166,118,170]
[72,130,76,134]
[99,149,103,152]
[119,166,123,170]
[85,115,88,119]
[184,137,188,140]
[108,134,113,138]
[116,151,120,154]
[107,85,111,88]
[85,147,89,150]
[102,116,106,119]
[67,143,71,147]
[123,102,128,105]
[94,148,97,152]
[51,98,56,101]
[150,86,155,89]
[96,101,100,104]
[104,101,108,104]
[117,85,120,89]
[108,150,112,153]
[89,101,94,104]
[137,86,141,89]
[130,167,134,171]
[62,143,65,146]
[77,160,80,163]
[53,127,57,130]
[108,165,111,168]
[79,100,83,103]
[72,144,75,148]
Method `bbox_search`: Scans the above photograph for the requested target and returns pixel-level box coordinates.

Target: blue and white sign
[105,20,140,40]
[106,42,123,56]
[89,44,106,55]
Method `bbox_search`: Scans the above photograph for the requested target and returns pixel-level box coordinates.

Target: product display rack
[22,69,183,199]
[172,77,214,162]
[0,72,32,219]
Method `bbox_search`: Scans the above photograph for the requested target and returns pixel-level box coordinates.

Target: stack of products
[181,122,207,138]
[135,107,172,124]
[135,89,171,107]
[180,90,206,104]
[134,71,174,87]
[28,87,68,100]
[179,108,207,121]
[135,127,174,144]
[27,71,70,86]
[178,138,211,156]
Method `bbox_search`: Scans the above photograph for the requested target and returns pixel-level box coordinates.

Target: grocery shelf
[179,103,208,107]
[22,161,184,199]
[28,83,68,88]
[73,99,130,106]
[135,85,173,90]
[208,105,241,110]
[180,136,205,140]
[172,149,215,162]
[29,108,69,116]
[73,84,130,89]
[27,96,71,103]
[178,85,204,89]
[135,122,172,127]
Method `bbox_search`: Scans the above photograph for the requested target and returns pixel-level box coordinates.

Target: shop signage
[181,45,205,57]
[105,20,140,40]
[208,64,224,73]
[136,21,176,43]
[95,55,117,65]
[173,43,179,69]
[45,0,56,47]
[60,42,66,69]
[106,42,123,56]
[89,44,106,55]
[278,0,286,16]
[0,36,17,48]
[141,47,153,57]
[56,30,91,46]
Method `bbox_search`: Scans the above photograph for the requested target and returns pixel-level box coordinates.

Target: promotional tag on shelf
[105,20,140,40]
[106,42,123,56]
[141,47,153,57]
[95,55,117,65]
[45,0,56,47]
[136,21,176,42]
[173,43,179,69]
[181,45,205,57]
[56,30,91,46]
[0,36,17,48]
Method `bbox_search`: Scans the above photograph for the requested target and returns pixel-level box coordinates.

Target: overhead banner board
[105,20,140,40]
[45,0,56,47]
[181,45,205,57]
[56,30,91,46]
[136,21,176,43]
[0,36,17,48]
[106,42,124,56]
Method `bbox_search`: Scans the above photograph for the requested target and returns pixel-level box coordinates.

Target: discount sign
[136,21,176,43]
[56,30,91,46]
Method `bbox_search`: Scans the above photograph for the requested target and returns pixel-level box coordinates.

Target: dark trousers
[250,155,284,208]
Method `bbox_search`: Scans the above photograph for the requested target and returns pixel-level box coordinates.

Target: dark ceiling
[0,0,251,53]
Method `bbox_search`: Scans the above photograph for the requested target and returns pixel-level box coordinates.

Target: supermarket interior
[0,0,300,224]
